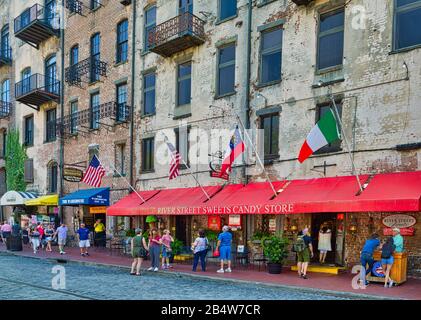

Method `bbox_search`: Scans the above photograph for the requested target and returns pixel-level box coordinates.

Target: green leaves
[262,234,290,264]
[5,129,27,192]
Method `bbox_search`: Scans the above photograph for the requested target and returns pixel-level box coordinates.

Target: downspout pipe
[58,2,65,223]
[244,0,252,183]
[129,0,137,191]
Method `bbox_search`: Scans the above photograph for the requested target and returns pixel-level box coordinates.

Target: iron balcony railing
[0,47,12,65]
[15,73,60,99]
[66,0,83,15]
[0,101,12,118]
[56,101,130,137]
[148,12,205,50]
[14,3,59,35]
[65,57,108,86]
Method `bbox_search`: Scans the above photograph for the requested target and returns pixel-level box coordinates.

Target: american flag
[82,155,106,187]
[166,140,181,180]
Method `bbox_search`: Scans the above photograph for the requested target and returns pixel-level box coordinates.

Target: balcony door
[45,55,57,94]
[1,25,10,59]
[22,68,32,95]
[45,0,58,29]
[90,33,101,83]
[179,0,193,14]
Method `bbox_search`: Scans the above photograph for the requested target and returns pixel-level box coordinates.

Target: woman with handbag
[191,229,208,272]
[130,228,149,276]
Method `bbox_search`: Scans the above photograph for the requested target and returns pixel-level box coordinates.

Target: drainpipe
[58,2,65,223]
[129,0,137,191]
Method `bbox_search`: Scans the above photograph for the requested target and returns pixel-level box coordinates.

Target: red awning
[269,175,368,214]
[106,190,160,216]
[200,181,288,214]
[345,171,421,212]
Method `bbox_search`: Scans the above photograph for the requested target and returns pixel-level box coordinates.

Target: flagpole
[93,146,146,203]
[161,133,211,201]
[235,114,278,198]
[329,96,363,193]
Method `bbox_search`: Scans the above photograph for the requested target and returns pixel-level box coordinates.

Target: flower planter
[267,263,283,274]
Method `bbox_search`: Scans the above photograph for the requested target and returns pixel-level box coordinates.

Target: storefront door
[311,213,337,264]
[175,216,190,246]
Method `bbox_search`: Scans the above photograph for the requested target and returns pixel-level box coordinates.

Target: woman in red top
[148,229,162,272]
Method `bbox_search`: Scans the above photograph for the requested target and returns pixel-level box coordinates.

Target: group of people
[25,222,69,255]
[129,225,233,276]
[359,228,404,288]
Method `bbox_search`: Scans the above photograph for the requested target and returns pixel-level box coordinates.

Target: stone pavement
[1,242,420,300]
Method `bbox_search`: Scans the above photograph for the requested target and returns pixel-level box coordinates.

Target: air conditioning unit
[120,0,131,5]
[291,0,314,6]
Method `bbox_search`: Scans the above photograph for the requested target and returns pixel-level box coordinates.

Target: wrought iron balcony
[291,0,314,5]
[14,4,60,48]
[15,74,60,110]
[65,57,107,86]
[56,101,130,138]
[66,0,84,16]
[148,12,206,57]
[0,48,12,67]
[0,101,12,119]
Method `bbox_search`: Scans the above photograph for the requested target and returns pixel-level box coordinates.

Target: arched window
[21,67,32,95]
[1,25,10,59]
[45,55,57,94]
[47,161,58,194]
[70,44,79,66]
[1,80,10,103]
[90,33,100,82]
[116,20,128,63]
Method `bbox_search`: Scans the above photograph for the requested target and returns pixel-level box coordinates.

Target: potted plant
[204,229,218,254]
[262,234,289,274]
[170,238,183,263]
[251,231,271,244]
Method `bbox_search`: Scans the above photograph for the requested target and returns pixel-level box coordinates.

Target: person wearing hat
[130,228,149,276]
[392,228,404,253]
[216,225,233,273]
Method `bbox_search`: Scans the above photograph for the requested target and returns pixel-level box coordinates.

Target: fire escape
[15,74,60,110]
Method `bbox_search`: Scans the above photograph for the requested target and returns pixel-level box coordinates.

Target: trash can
[8,234,23,251]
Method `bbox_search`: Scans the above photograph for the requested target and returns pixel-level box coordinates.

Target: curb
[0,251,402,300]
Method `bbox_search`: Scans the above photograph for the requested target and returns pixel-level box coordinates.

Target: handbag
[213,248,220,257]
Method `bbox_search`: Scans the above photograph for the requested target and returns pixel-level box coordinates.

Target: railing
[14,3,59,35]
[0,101,12,118]
[148,12,205,49]
[66,0,83,15]
[56,101,130,136]
[15,74,60,99]
[65,57,108,86]
[0,48,12,63]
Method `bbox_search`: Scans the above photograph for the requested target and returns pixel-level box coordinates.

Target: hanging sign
[228,215,241,227]
[383,227,415,236]
[210,171,229,180]
[382,214,416,228]
[90,206,107,214]
[208,215,221,231]
[269,218,277,232]
[63,167,84,182]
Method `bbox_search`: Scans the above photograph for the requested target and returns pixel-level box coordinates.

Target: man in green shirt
[392,228,404,253]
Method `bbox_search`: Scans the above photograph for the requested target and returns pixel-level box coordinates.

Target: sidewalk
[1,243,420,300]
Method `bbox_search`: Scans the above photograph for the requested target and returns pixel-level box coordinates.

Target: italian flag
[298,109,340,163]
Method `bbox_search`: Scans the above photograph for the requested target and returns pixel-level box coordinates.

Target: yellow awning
[25,194,59,206]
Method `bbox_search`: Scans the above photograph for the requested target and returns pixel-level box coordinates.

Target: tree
[5,129,27,191]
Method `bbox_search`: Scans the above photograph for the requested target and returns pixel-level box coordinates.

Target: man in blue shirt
[359,233,380,286]
[77,223,91,257]
[216,225,233,273]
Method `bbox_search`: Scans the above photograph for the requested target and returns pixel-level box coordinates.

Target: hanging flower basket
[146,215,157,223]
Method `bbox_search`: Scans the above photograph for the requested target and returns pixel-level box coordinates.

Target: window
[116,83,128,122]
[217,43,236,96]
[115,143,126,176]
[175,127,190,169]
[116,20,128,63]
[90,33,101,82]
[260,27,283,85]
[0,131,6,158]
[24,115,34,146]
[1,25,10,60]
[48,162,58,193]
[260,113,279,159]
[21,68,32,95]
[1,79,10,103]
[90,92,100,129]
[45,0,58,28]
[91,0,101,10]
[314,103,342,154]
[144,6,156,52]
[70,45,79,66]
[46,108,57,142]
[317,9,344,71]
[24,159,34,183]
[143,72,155,115]
[219,0,237,21]
[70,101,78,134]
[394,0,421,50]
[142,137,154,171]
[179,0,193,14]
[45,55,58,94]
[177,62,191,106]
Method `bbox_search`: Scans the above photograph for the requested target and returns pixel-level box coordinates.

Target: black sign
[63,167,84,182]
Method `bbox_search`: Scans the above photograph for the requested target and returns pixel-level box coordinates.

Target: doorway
[311,213,338,265]
[175,216,191,246]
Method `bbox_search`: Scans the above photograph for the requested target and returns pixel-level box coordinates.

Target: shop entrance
[175,216,190,246]
[311,213,339,265]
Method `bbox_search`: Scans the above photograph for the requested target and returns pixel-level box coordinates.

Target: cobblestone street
[0,254,374,300]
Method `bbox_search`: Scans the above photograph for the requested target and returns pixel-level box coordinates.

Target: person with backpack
[359,233,380,286]
[130,228,149,276]
[294,228,313,279]
[381,237,396,288]
[191,229,209,272]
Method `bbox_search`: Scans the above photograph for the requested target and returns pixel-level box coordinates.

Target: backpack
[381,242,395,259]
[293,236,306,253]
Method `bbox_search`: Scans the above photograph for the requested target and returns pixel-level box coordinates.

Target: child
[161,229,174,269]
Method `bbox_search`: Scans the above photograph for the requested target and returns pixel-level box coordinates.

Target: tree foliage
[5,129,27,191]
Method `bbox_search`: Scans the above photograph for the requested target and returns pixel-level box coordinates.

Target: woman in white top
[318,226,332,264]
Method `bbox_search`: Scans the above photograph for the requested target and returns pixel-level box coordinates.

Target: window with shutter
[24,158,34,183]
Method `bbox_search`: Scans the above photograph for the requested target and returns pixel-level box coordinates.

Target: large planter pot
[267,262,283,274]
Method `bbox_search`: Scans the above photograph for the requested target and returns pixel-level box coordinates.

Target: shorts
[219,246,231,261]
[79,240,90,248]
[46,237,53,242]
[381,256,394,265]
[162,247,172,258]
[58,238,66,246]
[319,250,327,254]
[297,248,310,263]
